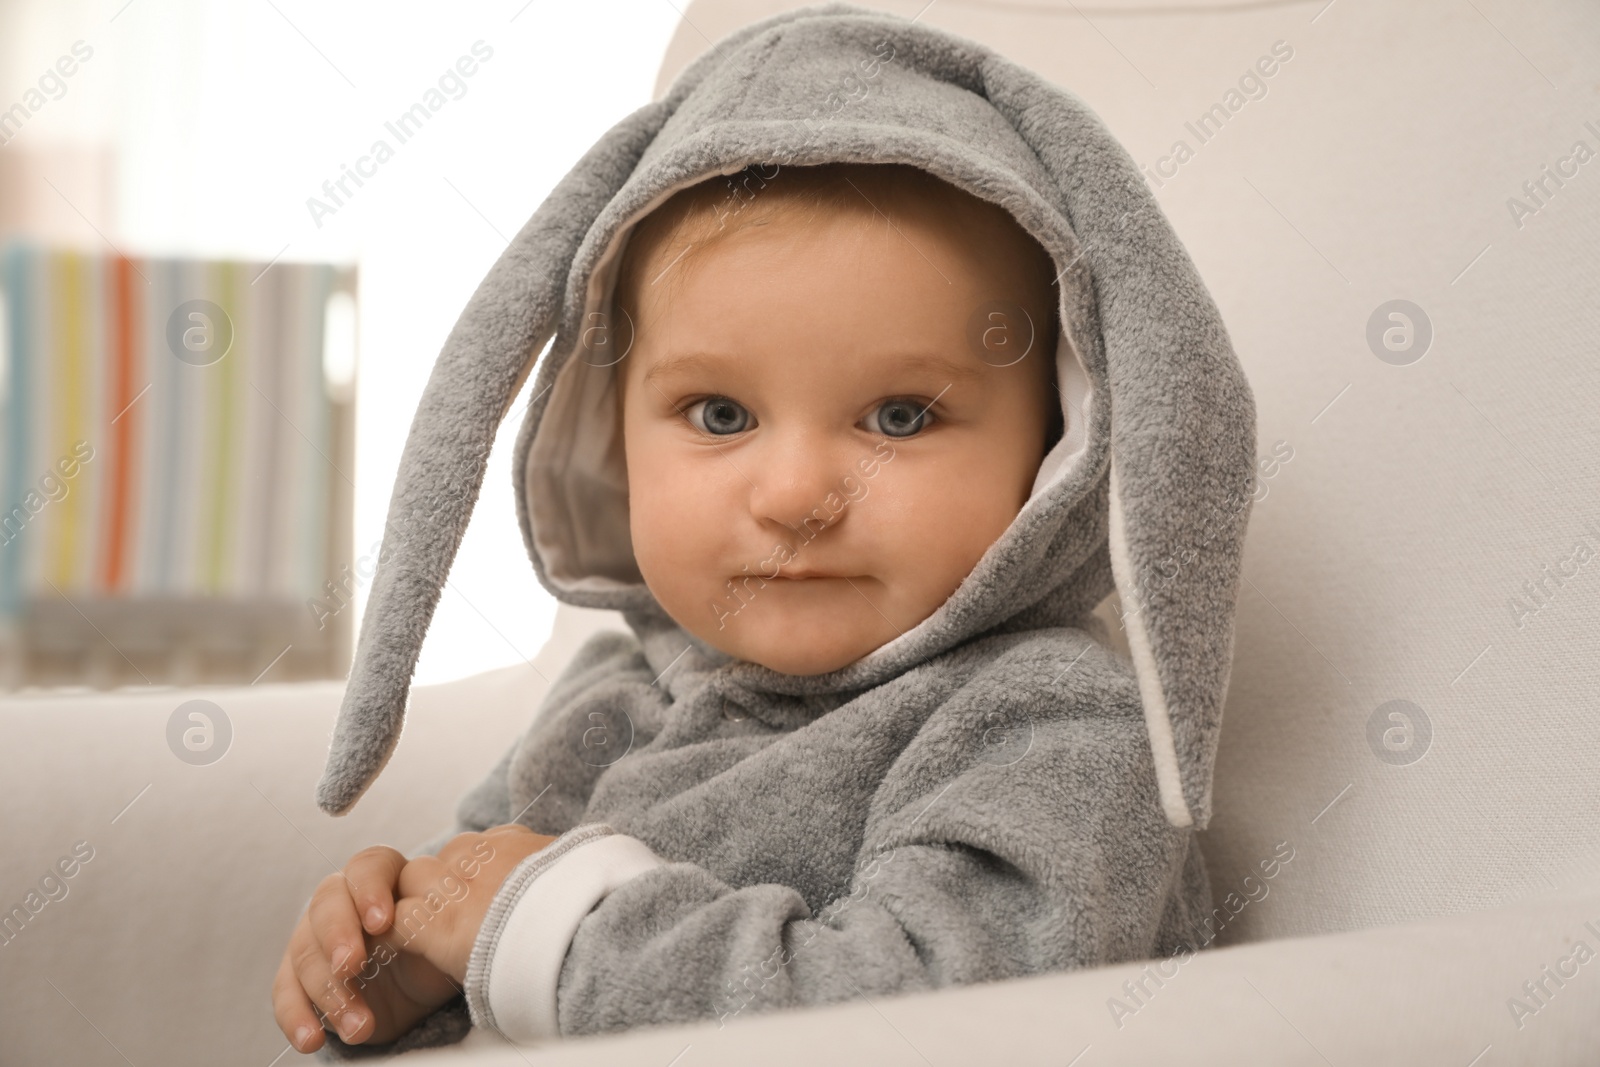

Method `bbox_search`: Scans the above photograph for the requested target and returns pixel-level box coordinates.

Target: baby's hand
[389,824,556,984]
[272,845,459,1054]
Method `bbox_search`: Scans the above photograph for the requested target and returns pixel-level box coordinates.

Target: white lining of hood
[1029,325,1092,498]
[526,172,1098,609]
[528,180,684,595]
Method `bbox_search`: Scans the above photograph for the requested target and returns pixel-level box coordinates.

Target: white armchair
[4,0,1597,1064]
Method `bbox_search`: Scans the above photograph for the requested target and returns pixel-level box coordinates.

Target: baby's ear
[987,58,1257,832]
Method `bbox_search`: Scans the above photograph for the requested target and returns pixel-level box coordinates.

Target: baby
[277,5,1255,1056]
[275,161,1068,1054]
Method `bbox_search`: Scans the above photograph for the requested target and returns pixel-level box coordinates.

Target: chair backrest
[643,0,1600,944]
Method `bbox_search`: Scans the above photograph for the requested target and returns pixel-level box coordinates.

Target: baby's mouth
[757,570,851,582]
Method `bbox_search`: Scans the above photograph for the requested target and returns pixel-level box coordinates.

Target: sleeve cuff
[463,824,663,1042]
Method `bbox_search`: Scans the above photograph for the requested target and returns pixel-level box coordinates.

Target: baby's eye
[869,398,933,438]
[683,396,752,435]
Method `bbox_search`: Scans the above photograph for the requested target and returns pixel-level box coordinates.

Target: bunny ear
[985,59,1257,830]
[314,106,672,817]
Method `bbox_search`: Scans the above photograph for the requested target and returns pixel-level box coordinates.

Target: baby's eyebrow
[888,352,990,385]
[641,349,989,387]
[641,350,733,387]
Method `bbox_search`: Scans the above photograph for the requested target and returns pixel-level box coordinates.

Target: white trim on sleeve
[463,824,664,1042]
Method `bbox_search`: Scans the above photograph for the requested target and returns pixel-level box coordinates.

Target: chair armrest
[394,878,1600,1066]
[0,658,553,1067]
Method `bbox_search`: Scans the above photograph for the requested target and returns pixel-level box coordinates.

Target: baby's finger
[386,893,439,958]
[344,844,408,934]
[308,873,369,982]
[397,853,448,900]
[289,918,375,1044]
[272,949,325,1053]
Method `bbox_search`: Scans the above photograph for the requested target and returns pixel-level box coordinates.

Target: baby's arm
[460,700,1201,1040]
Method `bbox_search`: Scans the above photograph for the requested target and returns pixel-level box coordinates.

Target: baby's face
[615,188,1058,676]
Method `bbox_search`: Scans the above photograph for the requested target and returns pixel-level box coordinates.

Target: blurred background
[0,0,681,687]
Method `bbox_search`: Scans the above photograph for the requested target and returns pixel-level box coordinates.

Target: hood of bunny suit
[316,2,1257,830]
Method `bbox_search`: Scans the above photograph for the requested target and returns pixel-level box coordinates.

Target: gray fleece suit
[313,3,1257,1057]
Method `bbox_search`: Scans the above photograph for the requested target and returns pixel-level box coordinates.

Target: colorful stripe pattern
[0,242,343,616]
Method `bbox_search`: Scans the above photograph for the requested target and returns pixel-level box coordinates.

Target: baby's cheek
[631,501,718,614]
[898,473,1009,598]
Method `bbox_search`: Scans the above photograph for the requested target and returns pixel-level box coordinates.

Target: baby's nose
[746,436,854,534]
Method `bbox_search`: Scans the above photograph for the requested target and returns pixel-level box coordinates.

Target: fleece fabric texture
[314,1,1256,1055]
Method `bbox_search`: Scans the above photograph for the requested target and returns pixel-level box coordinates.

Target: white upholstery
[3,1,1597,1064]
